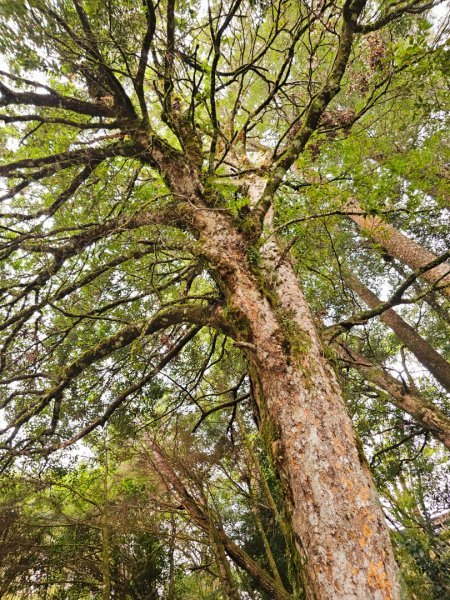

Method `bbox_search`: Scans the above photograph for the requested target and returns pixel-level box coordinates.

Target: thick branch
[356,0,439,33]
[2,161,101,220]
[334,343,450,450]
[0,142,127,181]
[0,79,114,117]
[30,326,202,455]
[0,114,120,129]
[0,246,160,333]
[0,208,185,310]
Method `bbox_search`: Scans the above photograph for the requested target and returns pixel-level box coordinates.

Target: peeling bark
[191,201,404,599]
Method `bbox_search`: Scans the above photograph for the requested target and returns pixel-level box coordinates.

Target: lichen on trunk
[193,203,405,599]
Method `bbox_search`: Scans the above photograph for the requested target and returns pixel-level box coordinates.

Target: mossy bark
[193,206,404,600]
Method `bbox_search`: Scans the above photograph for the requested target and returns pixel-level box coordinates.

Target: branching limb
[332,342,450,450]
[252,0,368,230]
[356,0,442,33]
[19,326,202,457]
[0,302,230,438]
[0,78,114,118]
[329,250,450,336]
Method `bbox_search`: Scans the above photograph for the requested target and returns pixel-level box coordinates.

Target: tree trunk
[333,342,450,450]
[347,273,450,394]
[387,258,450,326]
[101,441,111,600]
[167,515,176,600]
[210,522,241,600]
[193,207,404,600]
[137,128,406,598]
[347,199,450,299]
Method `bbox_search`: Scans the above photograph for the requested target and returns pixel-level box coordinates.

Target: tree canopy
[0,0,449,598]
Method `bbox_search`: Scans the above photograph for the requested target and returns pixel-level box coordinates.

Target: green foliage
[0,0,449,597]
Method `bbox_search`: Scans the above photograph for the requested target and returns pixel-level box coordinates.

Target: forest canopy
[0,0,449,598]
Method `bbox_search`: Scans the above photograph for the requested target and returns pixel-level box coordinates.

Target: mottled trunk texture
[348,274,450,394]
[193,206,404,600]
[347,199,450,299]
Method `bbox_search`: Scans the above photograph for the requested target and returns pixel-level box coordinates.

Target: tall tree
[0,0,448,598]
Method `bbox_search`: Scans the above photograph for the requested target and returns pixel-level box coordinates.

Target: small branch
[192,393,250,433]
[328,250,450,339]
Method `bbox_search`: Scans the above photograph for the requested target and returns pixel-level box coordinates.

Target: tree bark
[346,199,450,299]
[333,342,450,450]
[347,273,450,394]
[191,205,404,599]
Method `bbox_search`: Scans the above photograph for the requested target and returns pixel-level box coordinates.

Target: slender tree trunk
[347,273,450,394]
[209,518,241,600]
[333,342,450,449]
[193,206,405,600]
[102,441,111,600]
[167,515,176,600]
[387,258,450,326]
[346,199,450,299]
[249,481,285,588]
